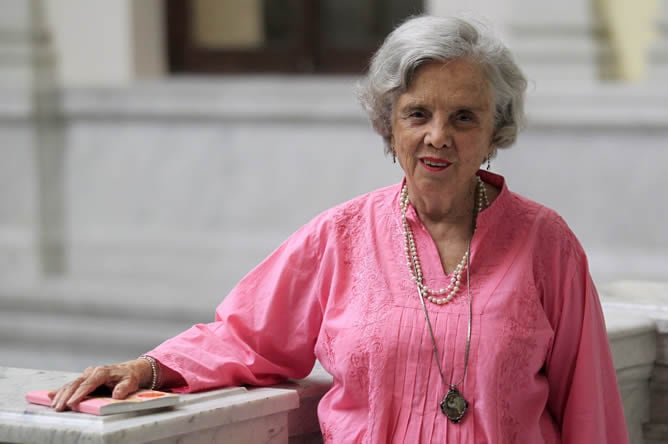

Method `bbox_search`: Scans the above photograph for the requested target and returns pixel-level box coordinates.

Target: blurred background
[0,0,667,372]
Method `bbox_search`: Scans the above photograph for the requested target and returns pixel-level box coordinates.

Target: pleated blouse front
[149,171,628,443]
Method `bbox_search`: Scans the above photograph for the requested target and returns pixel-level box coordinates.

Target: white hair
[356,15,528,155]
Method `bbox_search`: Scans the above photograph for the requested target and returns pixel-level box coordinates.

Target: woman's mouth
[421,158,450,171]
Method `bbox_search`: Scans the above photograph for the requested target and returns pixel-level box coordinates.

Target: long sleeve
[543,245,629,443]
[147,217,329,393]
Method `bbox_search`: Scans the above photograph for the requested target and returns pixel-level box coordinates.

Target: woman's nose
[424,121,453,149]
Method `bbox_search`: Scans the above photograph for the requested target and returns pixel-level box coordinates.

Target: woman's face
[391,59,496,204]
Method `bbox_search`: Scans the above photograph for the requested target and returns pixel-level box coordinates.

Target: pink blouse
[149,171,629,443]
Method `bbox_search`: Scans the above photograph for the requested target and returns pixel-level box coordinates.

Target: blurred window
[166,0,423,74]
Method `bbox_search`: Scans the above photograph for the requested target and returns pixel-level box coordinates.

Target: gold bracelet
[139,355,161,390]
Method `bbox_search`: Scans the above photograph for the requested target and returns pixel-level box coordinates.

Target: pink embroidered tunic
[148,171,628,443]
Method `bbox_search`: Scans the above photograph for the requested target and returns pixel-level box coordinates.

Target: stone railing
[601,281,668,444]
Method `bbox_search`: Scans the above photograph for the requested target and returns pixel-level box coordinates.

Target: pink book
[25,389,180,416]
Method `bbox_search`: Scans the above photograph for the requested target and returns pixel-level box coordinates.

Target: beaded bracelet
[139,355,161,390]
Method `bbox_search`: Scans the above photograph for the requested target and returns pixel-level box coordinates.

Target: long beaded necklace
[400,176,489,305]
[400,176,488,423]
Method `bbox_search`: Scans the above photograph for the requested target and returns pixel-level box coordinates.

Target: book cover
[25,389,180,416]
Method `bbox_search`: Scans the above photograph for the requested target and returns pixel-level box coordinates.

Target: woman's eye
[455,111,475,123]
[409,111,426,119]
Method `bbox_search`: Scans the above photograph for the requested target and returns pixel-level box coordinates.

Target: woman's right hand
[48,358,152,412]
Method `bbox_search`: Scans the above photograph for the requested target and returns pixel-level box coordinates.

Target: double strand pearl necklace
[400,176,489,305]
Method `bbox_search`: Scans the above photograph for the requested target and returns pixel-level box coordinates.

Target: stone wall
[1,79,668,373]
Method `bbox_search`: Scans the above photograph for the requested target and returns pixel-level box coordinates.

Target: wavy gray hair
[357,15,527,155]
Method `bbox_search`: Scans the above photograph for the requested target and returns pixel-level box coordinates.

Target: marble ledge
[602,280,668,366]
[603,306,657,375]
[601,280,668,320]
[0,367,299,444]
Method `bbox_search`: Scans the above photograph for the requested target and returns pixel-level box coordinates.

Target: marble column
[0,0,65,280]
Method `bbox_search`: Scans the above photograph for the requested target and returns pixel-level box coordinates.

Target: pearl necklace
[400,176,489,305]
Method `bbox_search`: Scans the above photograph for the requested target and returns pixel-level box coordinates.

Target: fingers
[49,365,95,405]
[50,367,101,411]
[50,377,86,412]
[66,367,111,408]
[49,363,139,412]
[112,378,138,399]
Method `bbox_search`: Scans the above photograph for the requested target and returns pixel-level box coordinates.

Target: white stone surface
[0,278,218,371]
[43,0,134,87]
[54,78,400,292]
[602,280,668,315]
[2,79,668,376]
[0,366,299,444]
[0,0,54,89]
[602,281,668,444]
[0,125,39,281]
[0,0,59,281]
[497,87,668,284]
[604,307,657,444]
[602,280,668,359]
[605,307,657,366]
[51,80,668,286]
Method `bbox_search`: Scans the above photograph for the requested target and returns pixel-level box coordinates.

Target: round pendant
[440,387,468,423]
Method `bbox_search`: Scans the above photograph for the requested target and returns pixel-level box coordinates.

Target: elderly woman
[50,15,628,443]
